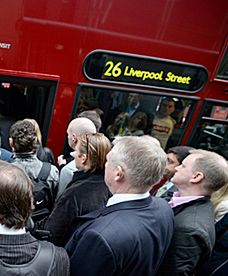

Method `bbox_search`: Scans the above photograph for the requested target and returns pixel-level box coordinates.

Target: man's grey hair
[190,149,228,193]
[68,117,96,136]
[110,136,167,190]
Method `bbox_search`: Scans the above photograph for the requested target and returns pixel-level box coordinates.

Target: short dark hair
[0,160,33,229]
[10,120,37,153]
[167,146,195,164]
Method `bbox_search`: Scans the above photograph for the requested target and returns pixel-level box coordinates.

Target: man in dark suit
[65,136,174,276]
[0,160,69,275]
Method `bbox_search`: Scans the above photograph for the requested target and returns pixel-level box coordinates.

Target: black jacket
[44,170,111,246]
[196,212,228,276]
[157,197,215,276]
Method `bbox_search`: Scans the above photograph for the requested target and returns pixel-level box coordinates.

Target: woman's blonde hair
[77,133,112,173]
[211,183,228,209]
[23,118,42,145]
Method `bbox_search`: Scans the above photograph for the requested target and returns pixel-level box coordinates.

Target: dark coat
[196,212,228,276]
[44,170,111,246]
[157,197,215,276]
[65,196,174,276]
[0,232,69,275]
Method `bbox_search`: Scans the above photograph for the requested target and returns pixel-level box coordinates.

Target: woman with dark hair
[44,133,112,246]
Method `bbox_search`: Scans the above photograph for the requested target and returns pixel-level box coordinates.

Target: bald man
[57,118,96,198]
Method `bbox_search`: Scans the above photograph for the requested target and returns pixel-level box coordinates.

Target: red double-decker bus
[0,0,227,158]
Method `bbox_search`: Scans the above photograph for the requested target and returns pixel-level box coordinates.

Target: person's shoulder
[42,241,70,274]
[216,199,228,210]
[53,243,69,260]
[0,148,13,161]
[48,163,59,178]
[169,116,176,124]
[175,200,215,232]
[61,160,76,172]
[152,196,173,211]
[38,240,69,259]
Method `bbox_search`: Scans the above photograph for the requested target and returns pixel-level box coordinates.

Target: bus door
[0,75,57,150]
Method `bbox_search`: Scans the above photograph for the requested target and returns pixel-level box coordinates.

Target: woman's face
[75,141,86,170]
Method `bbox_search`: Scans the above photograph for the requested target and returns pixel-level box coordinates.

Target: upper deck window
[216,47,228,80]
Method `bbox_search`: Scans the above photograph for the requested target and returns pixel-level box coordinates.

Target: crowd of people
[0,110,227,276]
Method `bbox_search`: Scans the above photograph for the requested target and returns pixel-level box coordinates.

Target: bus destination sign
[83,50,208,93]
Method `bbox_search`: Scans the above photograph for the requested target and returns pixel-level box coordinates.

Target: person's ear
[9,137,15,151]
[190,171,204,184]
[72,134,76,142]
[81,153,88,164]
[115,165,124,182]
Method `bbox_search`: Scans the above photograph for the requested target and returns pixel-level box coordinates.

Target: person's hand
[57,154,67,166]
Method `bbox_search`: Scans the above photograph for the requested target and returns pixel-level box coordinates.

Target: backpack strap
[0,241,56,275]
[29,241,56,275]
[38,162,51,181]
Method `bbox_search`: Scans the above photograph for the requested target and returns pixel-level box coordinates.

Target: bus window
[189,101,228,159]
[0,76,56,150]
[71,85,197,150]
[216,47,228,81]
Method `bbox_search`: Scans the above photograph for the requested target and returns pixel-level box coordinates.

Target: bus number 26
[104,61,122,77]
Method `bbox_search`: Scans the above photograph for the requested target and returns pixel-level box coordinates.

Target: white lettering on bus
[0,43,11,49]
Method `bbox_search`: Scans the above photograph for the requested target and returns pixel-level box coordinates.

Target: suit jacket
[45,170,111,246]
[0,232,69,275]
[65,196,174,276]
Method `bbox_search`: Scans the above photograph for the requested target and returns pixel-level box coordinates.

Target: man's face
[159,100,175,116]
[104,151,117,194]
[67,126,76,149]
[164,152,179,180]
[128,93,140,108]
[171,154,195,188]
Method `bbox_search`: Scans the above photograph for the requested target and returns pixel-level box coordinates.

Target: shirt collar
[0,224,26,235]
[169,191,204,208]
[106,192,150,207]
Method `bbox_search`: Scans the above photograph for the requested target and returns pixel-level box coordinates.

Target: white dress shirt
[106,192,150,207]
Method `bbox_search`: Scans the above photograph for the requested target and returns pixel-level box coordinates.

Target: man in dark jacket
[0,160,69,275]
[158,149,228,276]
[65,136,174,276]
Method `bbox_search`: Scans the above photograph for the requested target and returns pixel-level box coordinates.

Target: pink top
[169,191,204,208]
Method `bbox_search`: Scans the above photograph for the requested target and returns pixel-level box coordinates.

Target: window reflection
[74,86,195,150]
[190,101,228,159]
